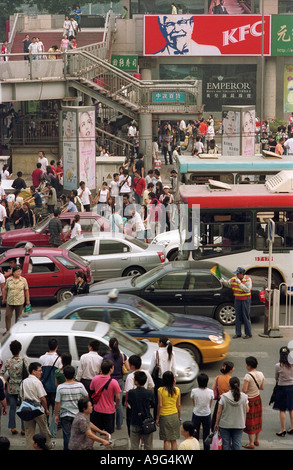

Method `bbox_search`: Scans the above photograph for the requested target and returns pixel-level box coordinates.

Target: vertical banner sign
[78,109,96,190]
[62,106,96,191]
[272,15,293,56]
[222,108,241,156]
[241,108,255,157]
[284,65,293,113]
[62,109,77,191]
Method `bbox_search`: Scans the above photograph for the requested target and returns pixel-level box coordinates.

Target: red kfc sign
[144,15,271,56]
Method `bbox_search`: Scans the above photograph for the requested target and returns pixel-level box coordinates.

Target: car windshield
[131,297,173,329]
[68,251,90,267]
[42,301,69,319]
[103,325,147,356]
[32,215,51,233]
[131,265,163,287]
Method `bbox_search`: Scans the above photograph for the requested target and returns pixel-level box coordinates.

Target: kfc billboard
[143,15,271,57]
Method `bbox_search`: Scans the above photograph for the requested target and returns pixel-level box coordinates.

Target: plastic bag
[211,431,222,450]
[24,304,32,313]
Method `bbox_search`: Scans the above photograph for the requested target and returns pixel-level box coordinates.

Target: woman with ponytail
[70,214,81,238]
[148,336,177,418]
[214,377,249,450]
[156,371,181,450]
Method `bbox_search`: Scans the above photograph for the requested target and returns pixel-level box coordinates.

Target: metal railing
[11,118,59,145]
[96,126,135,158]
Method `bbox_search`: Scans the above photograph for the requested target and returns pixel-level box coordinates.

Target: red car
[0,212,110,251]
[0,246,92,302]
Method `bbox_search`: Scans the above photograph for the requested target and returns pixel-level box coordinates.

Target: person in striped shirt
[54,365,88,450]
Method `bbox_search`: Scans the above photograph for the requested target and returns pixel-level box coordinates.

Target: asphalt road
[1,299,293,451]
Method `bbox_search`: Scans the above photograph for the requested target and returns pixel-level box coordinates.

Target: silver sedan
[60,233,167,282]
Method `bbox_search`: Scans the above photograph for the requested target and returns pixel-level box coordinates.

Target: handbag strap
[248,372,260,389]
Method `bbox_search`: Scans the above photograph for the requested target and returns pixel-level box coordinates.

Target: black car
[89,261,266,326]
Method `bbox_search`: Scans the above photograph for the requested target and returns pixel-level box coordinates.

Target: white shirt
[0,205,7,222]
[22,374,47,411]
[71,222,81,238]
[0,170,9,180]
[119,174,132,193]
[38,156,48,173]
[190,387,214,416]
[131,211,145,232]
[109,180,120,196]
[284,138,293,154]
[76,351,103,381]
[148,347,177,378]
[39,351,62,369]
[124,369,154,393]
[78,187,91,205]
[0,186,5,199]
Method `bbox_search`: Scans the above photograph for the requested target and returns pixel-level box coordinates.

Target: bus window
[256,211,288,249]
[199,211,252,256]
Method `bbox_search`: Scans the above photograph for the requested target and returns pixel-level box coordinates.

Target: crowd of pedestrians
[0,331,274,451]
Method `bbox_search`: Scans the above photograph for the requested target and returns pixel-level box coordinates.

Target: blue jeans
[219,427,243,450]
[235,298,252,337]
[116,379,124,429]
[8,394,24,430]
[60,415,74,450]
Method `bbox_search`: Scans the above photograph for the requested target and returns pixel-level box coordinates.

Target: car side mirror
[140,323,154,333]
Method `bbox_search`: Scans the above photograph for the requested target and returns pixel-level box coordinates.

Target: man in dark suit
[213,0,228,14]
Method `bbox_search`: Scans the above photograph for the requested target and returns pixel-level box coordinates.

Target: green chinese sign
[111,55,138,71]
[272,15,293,56]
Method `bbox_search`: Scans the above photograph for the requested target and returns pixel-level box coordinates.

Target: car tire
[57,288,73,303]
[168,250,180,261]
[215,303,236,326]
[176,343,201,365]
[122,266,146,277]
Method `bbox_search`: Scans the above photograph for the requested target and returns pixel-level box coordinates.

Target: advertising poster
[241,108,255,156]
[284,65,293,113]
[144,15,271,57]
[78,109,96,190]
[222,109,241,156]
[62,110,77,191]
[272,15,293,56]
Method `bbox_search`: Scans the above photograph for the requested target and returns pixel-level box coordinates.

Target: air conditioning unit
[265,170,293,193]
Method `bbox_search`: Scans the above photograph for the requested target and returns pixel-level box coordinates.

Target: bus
[178,170,293,287]
[177,153,293,186]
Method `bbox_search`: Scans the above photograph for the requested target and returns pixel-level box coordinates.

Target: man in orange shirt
[199,119,207,146]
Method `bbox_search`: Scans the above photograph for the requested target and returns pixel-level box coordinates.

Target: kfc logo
[144,15,271,56]
[223,21,263,46]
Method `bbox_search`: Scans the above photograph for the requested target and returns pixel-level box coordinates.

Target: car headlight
[184,367,193,377]
[209,335,224,344]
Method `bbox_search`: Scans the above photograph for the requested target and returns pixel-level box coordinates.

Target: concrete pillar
[141,68,152,81]
[139,112,153,170]
[263,58,277,119]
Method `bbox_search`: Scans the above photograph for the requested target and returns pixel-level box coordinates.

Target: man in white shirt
[109,173,120,197]
[130,208,145,241]
[38,150,48,174]
[76,340,103,397]
[28,37,39,60]
[284,135,293,155]
[21,362,52,450]
[77,181,94,212]
[0,202,7,229]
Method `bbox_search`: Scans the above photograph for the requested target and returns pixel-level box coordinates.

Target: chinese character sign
[144,15,271,56]
[272,15,293,56]
[111,55,138,70]
[284,65,293,113]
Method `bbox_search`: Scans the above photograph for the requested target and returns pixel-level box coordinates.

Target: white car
[61,233,168,282]
[0,320,198,394]
[151,230,181,261]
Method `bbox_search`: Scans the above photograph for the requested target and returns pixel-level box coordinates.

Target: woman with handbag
[273,346,293,437]
[156,371,181,450]
[242,356,265,449]
[211,361,234,430]
[103,337,130,430]
[148,336,176,419]
[0,340,29,435]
